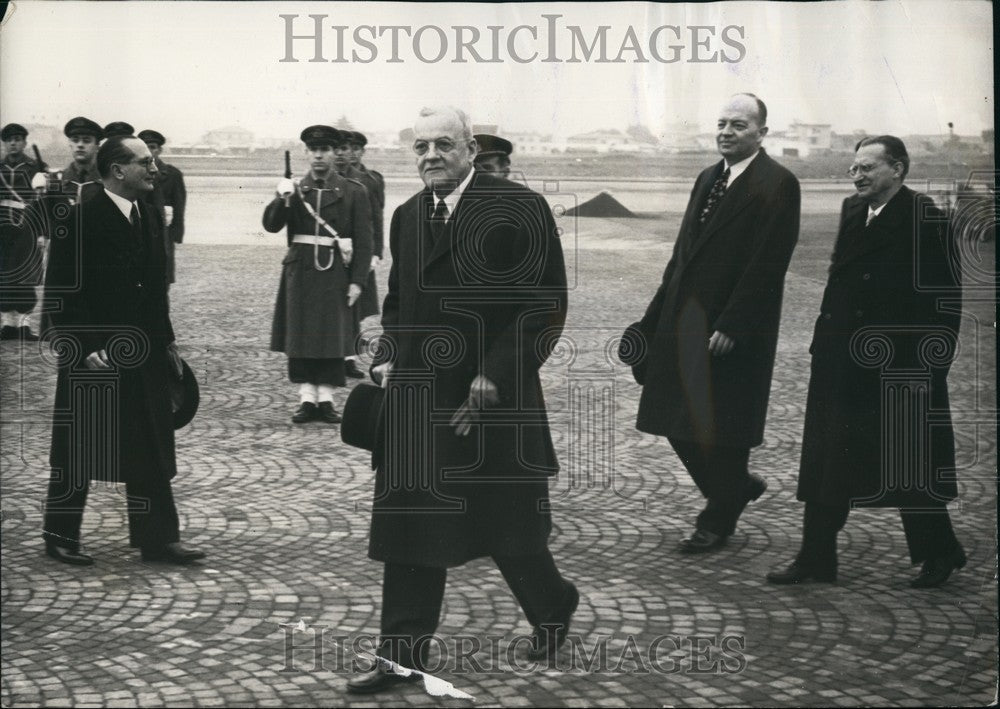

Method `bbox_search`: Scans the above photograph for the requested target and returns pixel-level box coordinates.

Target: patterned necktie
[129,203,142,241]
[699,167,731,225]
[430,198,448,245]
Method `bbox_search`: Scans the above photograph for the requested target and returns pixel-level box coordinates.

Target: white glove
[163,205,174,227]
[276,178,294,198]
[31,173,47,190]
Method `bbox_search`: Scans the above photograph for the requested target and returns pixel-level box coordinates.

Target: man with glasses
[768,136,965,588]
[631,93,801,554]
[347,106,575,694]
[42,135,203,566]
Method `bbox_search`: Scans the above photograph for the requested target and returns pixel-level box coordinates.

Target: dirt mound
[565,191,637,218]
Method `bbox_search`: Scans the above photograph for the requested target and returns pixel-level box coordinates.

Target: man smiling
[632,93,801,554]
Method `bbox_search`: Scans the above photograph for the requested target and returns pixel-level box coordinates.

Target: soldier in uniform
[59,117,104,204]
[473,133,513,179]
[340,130,385,378]
[264,125,373,424]
[0,123,47,340]
[138,130,187,285]
[103,121,135,140]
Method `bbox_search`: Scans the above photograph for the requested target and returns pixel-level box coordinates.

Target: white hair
[416,106,473,140]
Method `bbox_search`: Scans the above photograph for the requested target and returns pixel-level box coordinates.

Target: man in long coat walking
[264,125,372,424]
[767,136,965,588]
[633,94,801,553]
[42,135,203,565]
[347,106,576,694]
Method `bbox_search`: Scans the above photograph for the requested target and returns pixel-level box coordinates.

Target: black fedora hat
[341,382,384,453]
[170,358,200,429]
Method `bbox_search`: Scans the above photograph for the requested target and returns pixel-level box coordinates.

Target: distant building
[767,122,832,157]
[201,126,255,154]
[565,129,652,154]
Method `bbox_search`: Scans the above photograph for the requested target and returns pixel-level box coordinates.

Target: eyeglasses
[412,138,461,156]
[847,161,887,177]
[130,157,156,169]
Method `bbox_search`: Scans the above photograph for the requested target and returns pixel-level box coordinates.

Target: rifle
[30,145,51,287]
[31,144,46,171]
[283,150,293,244]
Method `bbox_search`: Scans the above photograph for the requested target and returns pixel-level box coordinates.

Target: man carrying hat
[42,135,204,566]
[473,133,513,179]
[0,123,47,340]
[264,125,372,424]
[138,129,187,285]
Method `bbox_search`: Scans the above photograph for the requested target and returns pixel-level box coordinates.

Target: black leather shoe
[18,326,39,342]
[317,401,342,424]
[141,542,206,564]
[45,542,94,566]
[345,359,366,379]
[679,529,728,554]
[292,401,317,423]
[346,662,421,695]
[0,326,18,341]
[766,561,837,585]
[910,546,967,589]
[526,582,579,661]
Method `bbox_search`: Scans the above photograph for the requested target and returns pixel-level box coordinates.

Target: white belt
[0,199,26,210]
[293,234,336,247]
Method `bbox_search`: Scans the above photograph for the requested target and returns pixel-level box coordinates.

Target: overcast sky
[1,0,994,144]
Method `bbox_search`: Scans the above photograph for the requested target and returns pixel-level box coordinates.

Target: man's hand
[166,341,183,378]
[164,205,174,227]
[347,283,362,307]
[708,331,735,356]
[85,349,111,369]
[276,178,294,198]
[450,375,500,436]
[372,362,392,387]
[370,255,380,272]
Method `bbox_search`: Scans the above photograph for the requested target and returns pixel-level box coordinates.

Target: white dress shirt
[104,187,138,223]
[723,150,760,186]
[432,167,476,223]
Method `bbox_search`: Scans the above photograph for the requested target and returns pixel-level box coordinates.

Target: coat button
[823,313,832,320]
[855,310,863,317]
[863,273,871,280]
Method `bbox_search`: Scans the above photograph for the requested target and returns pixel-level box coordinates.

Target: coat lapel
[686,153,765,262]
[830,187,911,273]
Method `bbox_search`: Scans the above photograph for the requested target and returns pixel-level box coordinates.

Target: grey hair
[416,106,473,140]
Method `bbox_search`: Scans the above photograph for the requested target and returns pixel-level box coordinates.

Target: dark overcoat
[348,164,384,319]
[265,172,372,359]
[147,159,187,283]
[635,150,800,448]
[0,156,45,288]
[797,187,960,508]
[46,190,177,485]
[368,171,567,568]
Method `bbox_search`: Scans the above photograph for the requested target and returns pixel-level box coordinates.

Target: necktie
[865,210,876,227]
[699,167,730,225]
[430,198,448,245]
[129,203,142,240]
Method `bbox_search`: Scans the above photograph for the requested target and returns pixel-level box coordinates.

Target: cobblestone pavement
[1,212,996,707]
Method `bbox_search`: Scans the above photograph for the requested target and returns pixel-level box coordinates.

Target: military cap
[103,121,135,139]
[64,116,104,139]
[1,123,28,141]
[474,134,513,157]
[137,129,167,147]
[348,131,367,147]
[300,125,341,147]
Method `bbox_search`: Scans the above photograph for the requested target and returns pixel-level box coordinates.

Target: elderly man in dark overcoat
[633,94,801,553]
[264,125,372,424]
[42,135,203,566]
[768,136,965,589]
[346,106,576,694]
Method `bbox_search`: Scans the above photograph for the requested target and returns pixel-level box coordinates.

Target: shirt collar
[433,167,476,222]
[723,149,760,185]
[867,202,888,219]
[104,187,137,222]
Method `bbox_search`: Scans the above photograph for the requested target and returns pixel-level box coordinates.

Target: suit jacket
[635,149,801,448]
[368,170,568,568]
[46,189,177,484]
[797,186,960,507]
